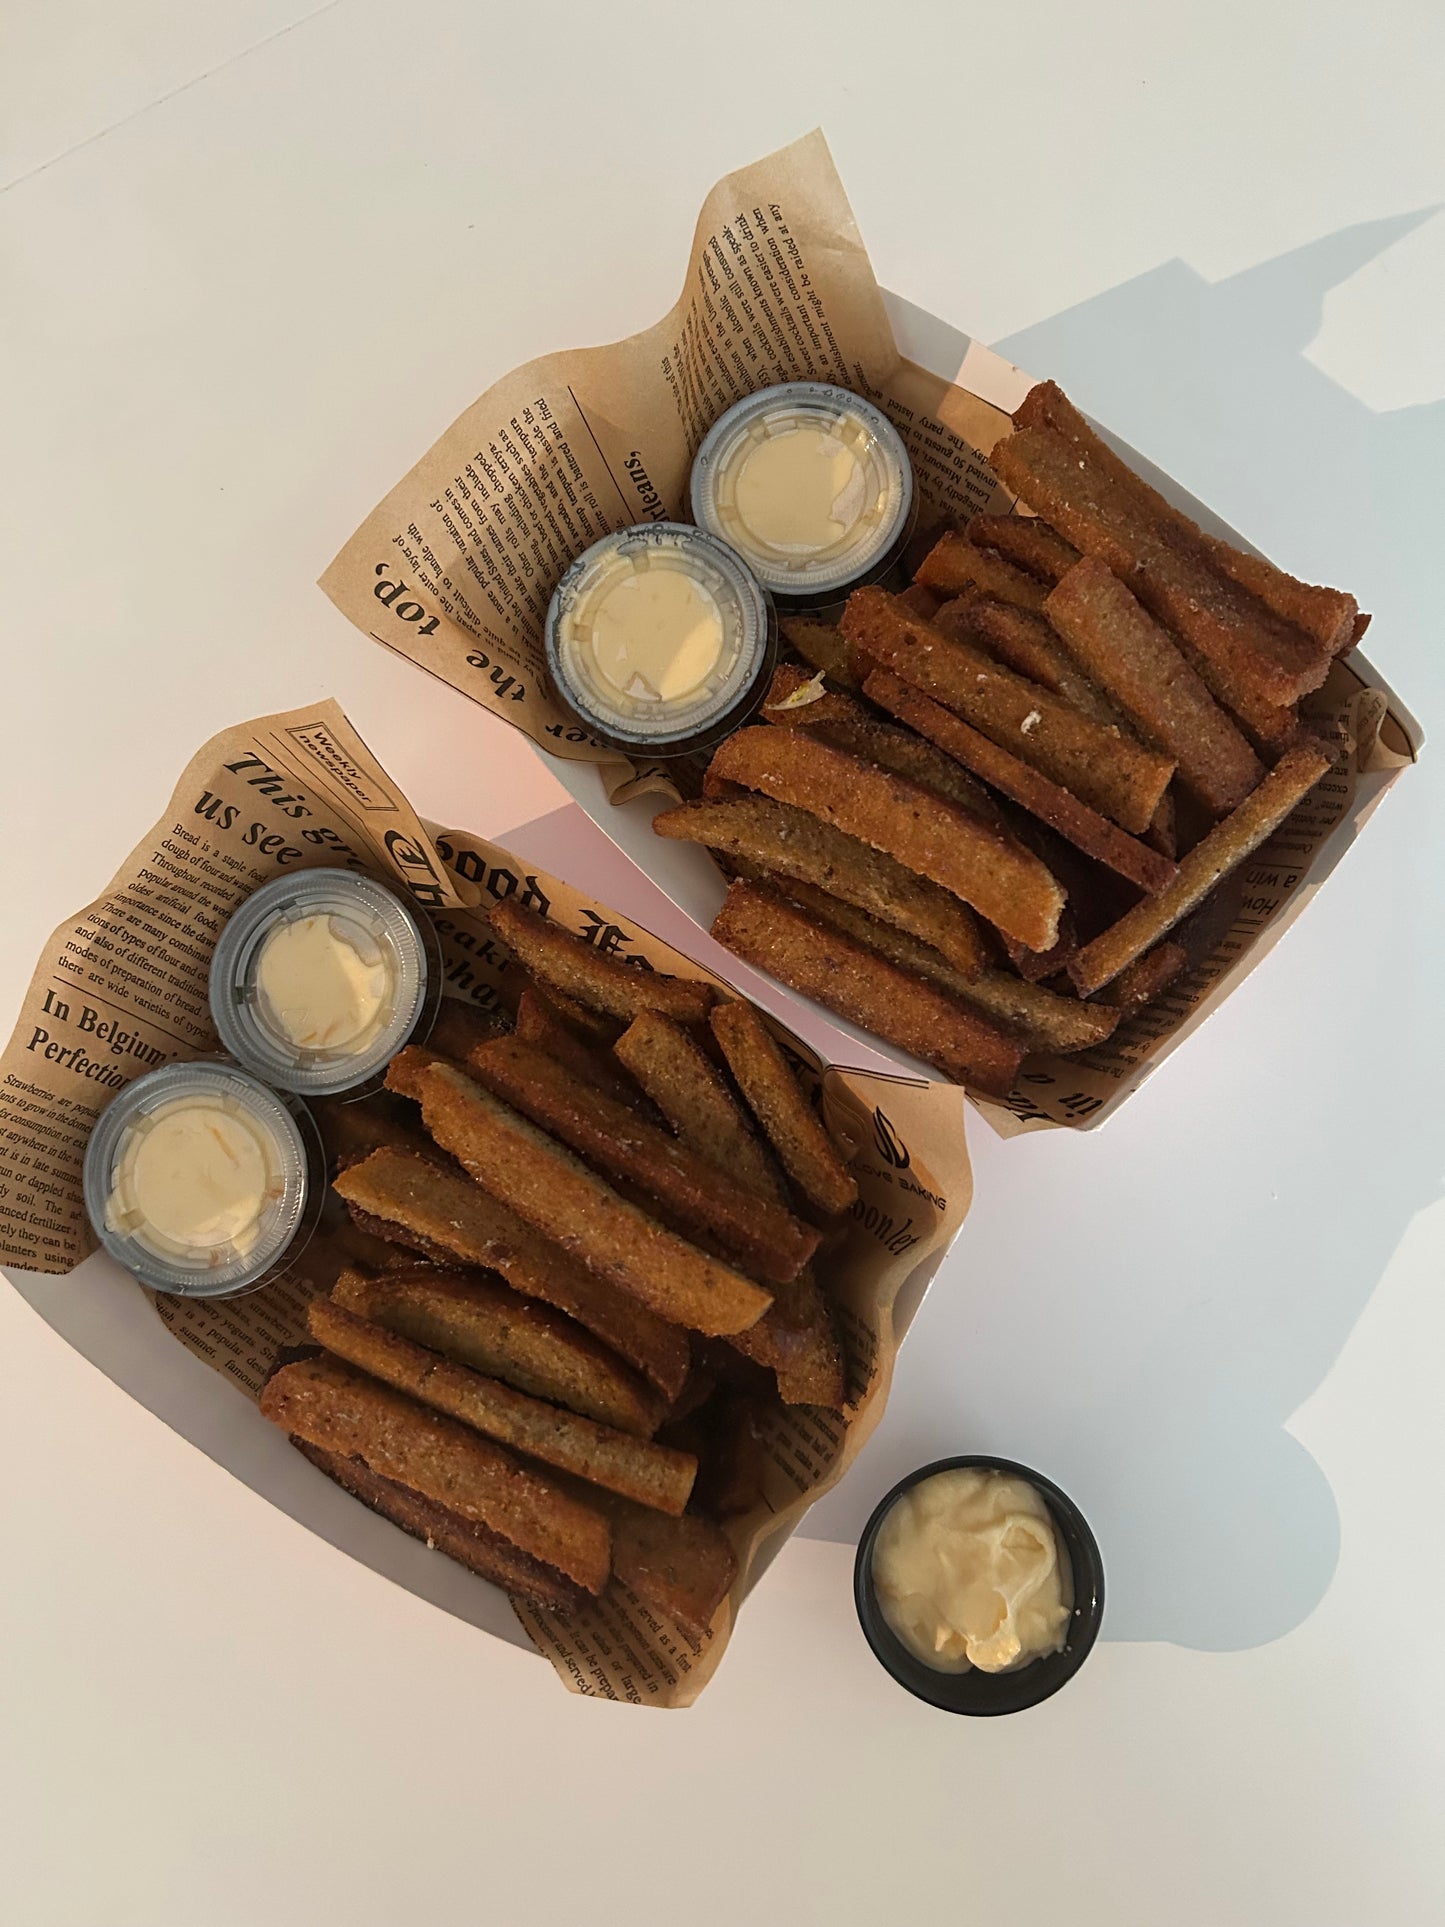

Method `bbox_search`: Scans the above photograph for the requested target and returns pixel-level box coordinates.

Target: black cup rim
[853,1455,1104,1715]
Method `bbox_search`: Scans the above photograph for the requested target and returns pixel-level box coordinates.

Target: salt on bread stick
[964,512,1081,586]
[756,874,1118,1057]
[294,1440,586,1610]
[308,1298,697,1515]
[710,883,1026,1097]
[613,1011,787,1206]
[1043,557,1264,814]
[260,1352,612,1594]
[332,1143,689,1401]
[329,1262,667,1438]
[838,587,1175,834]
[488,898,715,1025]
[1014,379,1360,659]
[708,998,858,1219]
[914,531,1050,611]
[861,667,1178,895]
[707,725,1065,952]
[412,1060,774,1338]
[934,592,1123,727]
[465,1034,820,1285]
[761,664,1002,824]
[652,794,987,978]
[1068,741,1332,993]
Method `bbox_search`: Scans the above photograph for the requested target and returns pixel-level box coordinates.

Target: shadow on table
[802,213,1445,1652]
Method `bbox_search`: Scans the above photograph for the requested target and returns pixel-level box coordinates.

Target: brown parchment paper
[318,129,1419,1133]
[0,708,972,1706]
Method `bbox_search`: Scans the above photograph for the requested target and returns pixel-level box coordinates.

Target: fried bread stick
[653,794,987,978]
[309,1299,697,1514]
[965,512,1081,585]
[1015,380,1360,657]
[613,1011,787,1205]
[412,1061,773,1337]
[260,1353,612,1594]
[294,1440,585,1610]
[707,726,1065,952]
[466,1034,819,1284]
[761,664,1001,823]
[712,883,1026,1096]
[332,1145,689,1401]
[724,1263,846,1407]
[329,1263,665,1437]
[1098,940,1189,1011]
[914,531,1050,611]
[488,898,714,1025]
[1069,741,1332,993]
[861,666,1178,894]
[707,999,856,1217]
[839,587,1175,834]
[514,986,652,1111]
[992,423,1328,711]
[609,1504,738,1645]
[935,592,1122,725]
[761,875,1119,1057]
[1044,557,1264,814]
[778,613,866,690]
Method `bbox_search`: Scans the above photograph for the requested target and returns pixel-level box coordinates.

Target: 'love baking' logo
[871,1106,909,1170]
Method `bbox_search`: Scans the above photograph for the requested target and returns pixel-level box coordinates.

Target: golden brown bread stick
[1044,557,1264,814]
[838,587,1175,834]
[466,1035,819,1284]
[935,593,1122,726]
[488,898,714,1025]
[293,1440,585,1611]
[711,884,1026,1097]
[762,876,1119,1057]
[1069,741,1332,992]
[914,531,1050,611]
[1015,380,1360,655]
[706,726,1065,952]
[992,420,1327,710]
[613,1012,787,1205]
[719,1260,846,1407]
[608,1504,738,1645]
[1098,941,1189,1010]
[709,999,857,1218]
[328,1263,666,1437]
[652,794,987,978]
[965,512,1081,585]
[778,613,866,690]
[761,664,1002,823]
[332,1145,689,1401]
[514,986,653,1111]
[413,1061,773,1338]
[308,1299,697,1514]
[861,666,1178,895]
[260,1353,612,1594]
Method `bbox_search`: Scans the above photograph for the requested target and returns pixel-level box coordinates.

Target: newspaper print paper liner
[318,131,1421,1134]
[0,702,972,1706]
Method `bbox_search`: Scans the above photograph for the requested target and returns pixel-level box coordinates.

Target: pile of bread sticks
[261,901,857,1641]
[659,380,1359,1096]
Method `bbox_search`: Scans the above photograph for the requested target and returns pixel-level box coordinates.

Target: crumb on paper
[770,671,829,711]
[1022,709,1041,734]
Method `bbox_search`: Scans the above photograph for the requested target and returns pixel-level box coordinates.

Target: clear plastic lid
[82,1060,316,1297]
[690,382,915,604]
[544,521,776,756]
[209,869,435,1096]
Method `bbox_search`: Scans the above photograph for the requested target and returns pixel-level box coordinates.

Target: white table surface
[3,5,1443,1922]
